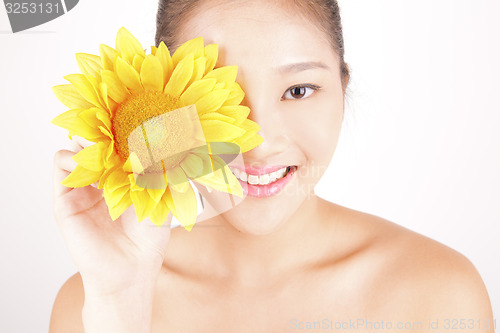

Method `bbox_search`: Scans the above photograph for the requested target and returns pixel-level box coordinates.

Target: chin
[221,208,288,235]
[198,166,312,235]
[219,191,305,236]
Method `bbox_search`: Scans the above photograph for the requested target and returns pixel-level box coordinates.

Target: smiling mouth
[228,166,296,185]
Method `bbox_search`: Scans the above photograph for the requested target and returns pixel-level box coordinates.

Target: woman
[49,0,494,332]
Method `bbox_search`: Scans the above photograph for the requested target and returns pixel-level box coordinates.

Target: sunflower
[52,27,263,231]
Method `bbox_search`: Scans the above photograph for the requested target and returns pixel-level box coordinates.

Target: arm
[49,272,159,333]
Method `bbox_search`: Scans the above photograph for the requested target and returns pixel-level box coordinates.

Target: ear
[342,62,350,92]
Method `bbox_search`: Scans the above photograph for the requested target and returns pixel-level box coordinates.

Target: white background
[0,0,498,331]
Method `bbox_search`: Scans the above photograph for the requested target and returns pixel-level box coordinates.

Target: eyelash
[281,84,321,101]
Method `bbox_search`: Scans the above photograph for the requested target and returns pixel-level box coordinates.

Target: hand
[53,136,172,299]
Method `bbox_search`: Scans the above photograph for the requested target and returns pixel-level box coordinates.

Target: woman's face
[176,0,345,235]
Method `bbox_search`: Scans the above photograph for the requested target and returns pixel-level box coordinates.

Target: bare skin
[51,199,494,332]
[49,0,494,332]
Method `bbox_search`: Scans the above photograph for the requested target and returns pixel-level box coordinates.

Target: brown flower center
[111,91,186,171]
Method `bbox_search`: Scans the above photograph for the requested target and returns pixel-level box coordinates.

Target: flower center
[112,91,185,170]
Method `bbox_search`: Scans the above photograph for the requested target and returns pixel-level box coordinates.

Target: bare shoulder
[49,272,85,333]
[327,202,494,325]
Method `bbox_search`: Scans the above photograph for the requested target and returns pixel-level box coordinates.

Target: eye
[281,84,320,101]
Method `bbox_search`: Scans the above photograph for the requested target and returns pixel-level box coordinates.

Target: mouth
[228,165,298,197]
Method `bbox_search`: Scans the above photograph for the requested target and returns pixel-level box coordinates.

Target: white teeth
[269,171,278,182]
[277,167,287,178]
[232,168,240,178]
[239,171,247,182]
[247,175,259,185]
[229,166,293,185]
[259,174,270,185]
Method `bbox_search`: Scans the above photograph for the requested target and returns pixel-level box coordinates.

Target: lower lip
[236,166,297,198]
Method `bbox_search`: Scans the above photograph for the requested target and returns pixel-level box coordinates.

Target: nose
[241,94,290,163]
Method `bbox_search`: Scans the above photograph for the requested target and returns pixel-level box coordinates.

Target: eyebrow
[275,61,331,74]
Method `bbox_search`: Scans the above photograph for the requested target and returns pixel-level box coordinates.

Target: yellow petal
[123,152,145,174]
[164,54,194,97]
[190,149,218,178]
[180,153,204,178]
[95,109,112,132]
[105,167,131,192]
[140,55,163,91]
[222,82,245,106]
[230,119,264,153]
[51,109,106,141]
[217,105,251,126]
[200,112,235,124]
[104,184,129,208]
[203,66,238,86]
[186,56,206,89]
[147,202,165,225]
[63,74,104,108]
[172,37,204,66]
[98,125,113,140]
[61,165,102,188]
[130,189,156,222]
[149,198,171,227]
[204,44,218,75]
[98,81,110,110]
[132,54,145,74]
[129,174,145,192]
[207,142,241,155]
[75,53,103,79]
[72,142,105,172]
[192,155,243,197]
[115,56,142,91]
[151,45,158,56]
[108,190,133,221]
[52,108,80,129]
[180,78,216,106]
[115,27,145,64]
[52,84,94,109]
[202,119,246,142]
[240,118,260,133]
[107,98,119,116]
[103,141,122,169]
[229,118,261,148]
[147,187,165,204]
[166,167,189,193]
[99,44,119,71]
[162,186,177,216]
[101,70,130,104]
[77,107,110,132]
[234,133,264,153]
[156,41,174,85]
[123,156,133,173]
[195,89,231,115]
[98,165,119,189]
[169,184,197,231]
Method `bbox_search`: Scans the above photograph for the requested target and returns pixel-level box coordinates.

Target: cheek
[282,98,343,167]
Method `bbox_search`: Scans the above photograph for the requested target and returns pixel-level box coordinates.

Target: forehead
[175,0,339,70]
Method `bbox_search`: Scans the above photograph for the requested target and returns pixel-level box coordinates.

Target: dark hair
[155,0,350,91]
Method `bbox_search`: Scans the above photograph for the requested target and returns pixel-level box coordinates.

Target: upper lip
[229,164,290,176]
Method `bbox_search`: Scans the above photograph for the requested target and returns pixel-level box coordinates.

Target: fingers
[120,206,173,263]
[68,135,94,152]
[57,185,105,222]
[67,137,99,188]
[53,149,77,197]
[53,148,105,221]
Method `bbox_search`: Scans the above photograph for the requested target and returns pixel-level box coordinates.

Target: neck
[197,193,332,286]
